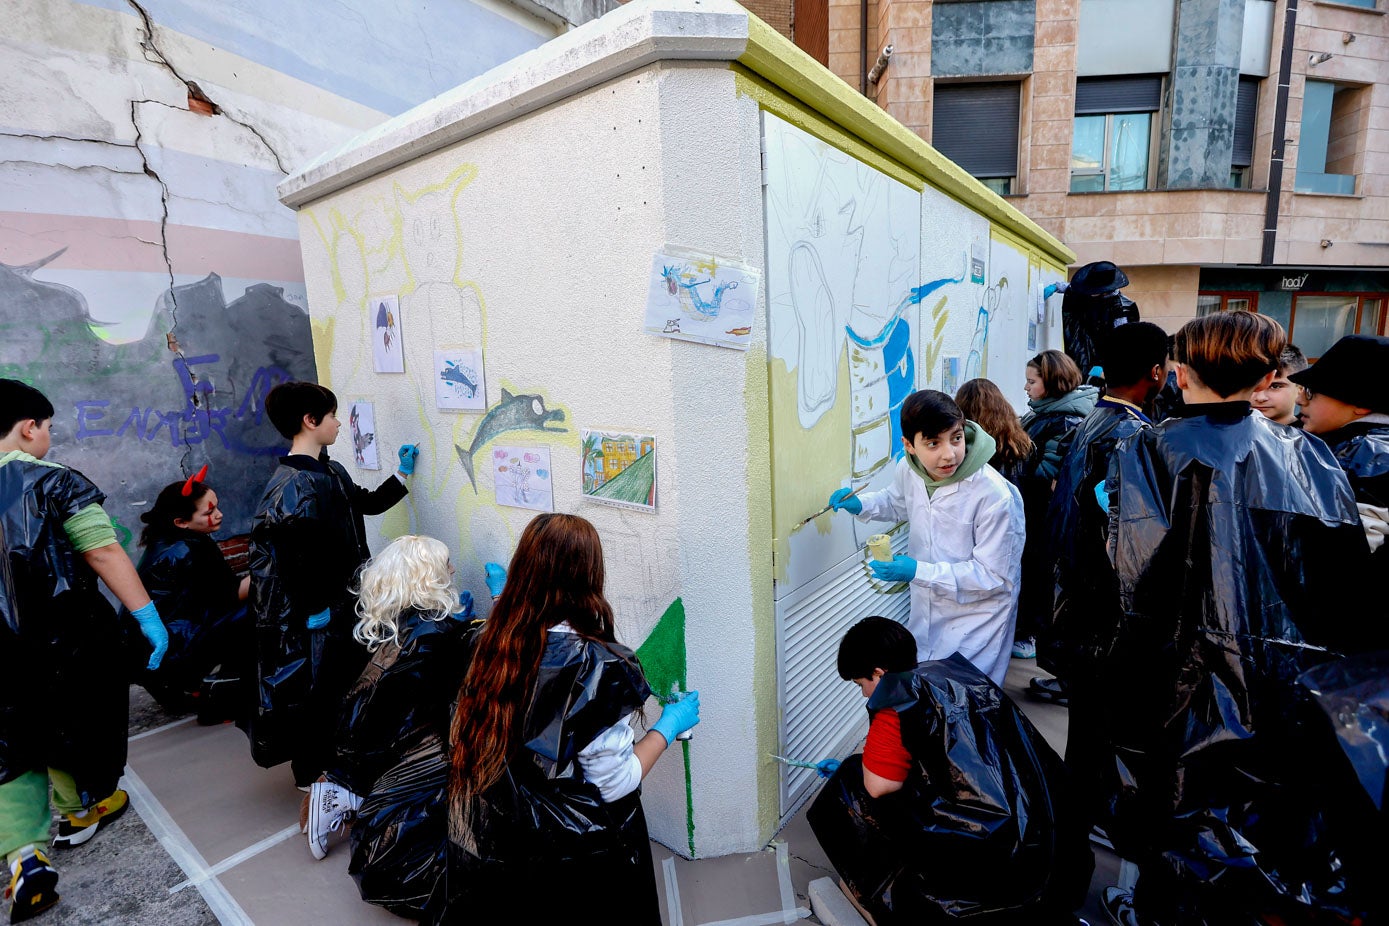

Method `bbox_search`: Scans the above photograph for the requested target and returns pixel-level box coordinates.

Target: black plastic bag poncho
[807,654,1092,925]
[1041,399,1151,682]
[120,530,249,707]
[345,613,482,919]
[1061,288,1139,380]
[1323,420,1389,573]
[425,628,657,924]
[246,454,406,769]
[1102,403,1375,924]
[0,456,127,805]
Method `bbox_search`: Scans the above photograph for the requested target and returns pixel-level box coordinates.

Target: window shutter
[1233,77,1259,168]
[932,82,1020,179]
[1075,76,1163,114]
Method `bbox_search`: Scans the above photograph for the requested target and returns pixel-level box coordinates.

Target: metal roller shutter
[1233,77,1259,168]
[1074,75,1163,114]
[932,82,1020,179]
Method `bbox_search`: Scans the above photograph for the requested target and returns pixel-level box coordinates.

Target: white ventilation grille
[776,528,911,817]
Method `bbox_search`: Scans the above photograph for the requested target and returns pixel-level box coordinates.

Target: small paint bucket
[867,534,892,562]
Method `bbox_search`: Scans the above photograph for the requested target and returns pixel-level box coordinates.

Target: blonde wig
[354,534,458,650]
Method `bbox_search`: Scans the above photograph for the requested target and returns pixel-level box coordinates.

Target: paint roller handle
[652,689,700,746]
[828,487,863,515]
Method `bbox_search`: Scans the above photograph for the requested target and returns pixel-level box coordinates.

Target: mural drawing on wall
[492,446,553,512]
[0,254,314,537]
[644,248,760,350]
[455,388,568,492]
[434,348,486,411]
[582,430,657,512]
[349,401,380,470]
[372,295,404,373]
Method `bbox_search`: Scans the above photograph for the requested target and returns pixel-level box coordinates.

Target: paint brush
[769,754,821,770]
[795,484,867,530]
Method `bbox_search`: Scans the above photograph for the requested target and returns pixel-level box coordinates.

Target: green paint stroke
[636,598,695,856]
[636,597,686,696]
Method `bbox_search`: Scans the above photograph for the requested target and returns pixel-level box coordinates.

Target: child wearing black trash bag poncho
[1098,311,1376,924]
[808,616,1092,926]
[425,513,700,924]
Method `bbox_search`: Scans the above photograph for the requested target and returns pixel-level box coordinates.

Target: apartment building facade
[812,0,1388,350]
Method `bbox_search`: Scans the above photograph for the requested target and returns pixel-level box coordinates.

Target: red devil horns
[180,464,209,497]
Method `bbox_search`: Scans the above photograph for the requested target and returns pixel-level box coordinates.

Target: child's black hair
[1100,322,1169,388]
[140,480,214,546]
[900,390,965,444]
[0,379,55,438]
[265,381,338,441]
[837,616,917,680]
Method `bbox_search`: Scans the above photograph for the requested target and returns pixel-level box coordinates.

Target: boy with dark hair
[0,379,169,922]
[827,390,1025,685]
[1031,321,1169,708]
[1099,313,1374,923]
[249,382,418,788]
[1251,343,1308,427]
[808,616,1091,925]
[1290,334,1389,566]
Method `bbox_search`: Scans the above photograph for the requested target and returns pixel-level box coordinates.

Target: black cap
[1068,261,1129,296]
[1288,334,1389,412]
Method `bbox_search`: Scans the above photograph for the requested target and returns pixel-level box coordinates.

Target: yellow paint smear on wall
[768,349,851,581]
[310,316,335,389]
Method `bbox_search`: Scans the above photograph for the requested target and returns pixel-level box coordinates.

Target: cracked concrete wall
[0,0,560,541]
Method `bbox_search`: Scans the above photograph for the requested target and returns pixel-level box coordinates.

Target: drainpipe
[860,0,869,95]
[1261,0,1298,266]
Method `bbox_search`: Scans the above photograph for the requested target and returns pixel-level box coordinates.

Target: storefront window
[1289,294,1388,359]
[1198,292,1258,316]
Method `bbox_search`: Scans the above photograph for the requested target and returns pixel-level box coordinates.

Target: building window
[1230,77,1259,189]
[1289,294,1387,359]
[1071,76,1161,192]
[1295,80,1363,195]
[933,82,1021,194]
[1197,292,1259,316]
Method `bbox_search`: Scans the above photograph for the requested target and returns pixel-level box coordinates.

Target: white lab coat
[855,458,1025,686]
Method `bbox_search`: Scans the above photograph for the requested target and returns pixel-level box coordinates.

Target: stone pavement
[42,658,1118,925]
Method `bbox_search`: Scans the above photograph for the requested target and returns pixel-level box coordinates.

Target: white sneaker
[306,780,362,860]
[1102,887,1139,926]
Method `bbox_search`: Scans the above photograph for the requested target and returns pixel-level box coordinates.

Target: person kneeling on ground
[808,616,1092,926]
[124,470,252,723]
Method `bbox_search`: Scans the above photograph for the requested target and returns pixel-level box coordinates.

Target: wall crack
[124,0,289,175]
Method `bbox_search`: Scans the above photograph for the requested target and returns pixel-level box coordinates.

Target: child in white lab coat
[828,389,1025,685]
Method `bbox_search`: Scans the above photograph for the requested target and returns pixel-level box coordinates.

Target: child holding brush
[827,390,1024,685]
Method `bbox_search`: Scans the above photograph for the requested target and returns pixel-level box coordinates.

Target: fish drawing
[440,360,479,398]
[376,300,396,351]
[454,388,566,491]
[725,326,751,337]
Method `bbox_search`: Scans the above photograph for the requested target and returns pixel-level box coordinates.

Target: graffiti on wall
[0,254,316,535]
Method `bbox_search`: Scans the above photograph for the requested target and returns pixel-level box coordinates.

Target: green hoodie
[905,420,997,496]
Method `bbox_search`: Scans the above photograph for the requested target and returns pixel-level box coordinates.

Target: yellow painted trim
[738,15,1074,267]
[989,223,1036,260]
[733,68,924,193]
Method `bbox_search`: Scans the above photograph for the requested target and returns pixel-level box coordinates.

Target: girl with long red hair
[427,513,699,922]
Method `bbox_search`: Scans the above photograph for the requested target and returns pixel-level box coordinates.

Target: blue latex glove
[1094,479,1111,512]
[306,607,331,630]
[815,758,841,779]
[652,690,701,745]
[1043,281,1069,300]
[397,444,420,475]
[869,555,918,583]
[484,562,507,598]
[131,601,169,671]
[456,589,475,619]
[828,487,862,515]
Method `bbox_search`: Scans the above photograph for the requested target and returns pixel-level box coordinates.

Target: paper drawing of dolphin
[440,361,479,397]
[455,388,566,492]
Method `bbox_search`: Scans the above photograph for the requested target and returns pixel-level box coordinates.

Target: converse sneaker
[52,790,128,849]
[1102,887,1139,926]
[307,780,361,860]
[5,847,58,923]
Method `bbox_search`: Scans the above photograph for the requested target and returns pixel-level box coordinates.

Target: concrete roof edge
[278,0,750,208]
[736,17,1075,266]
